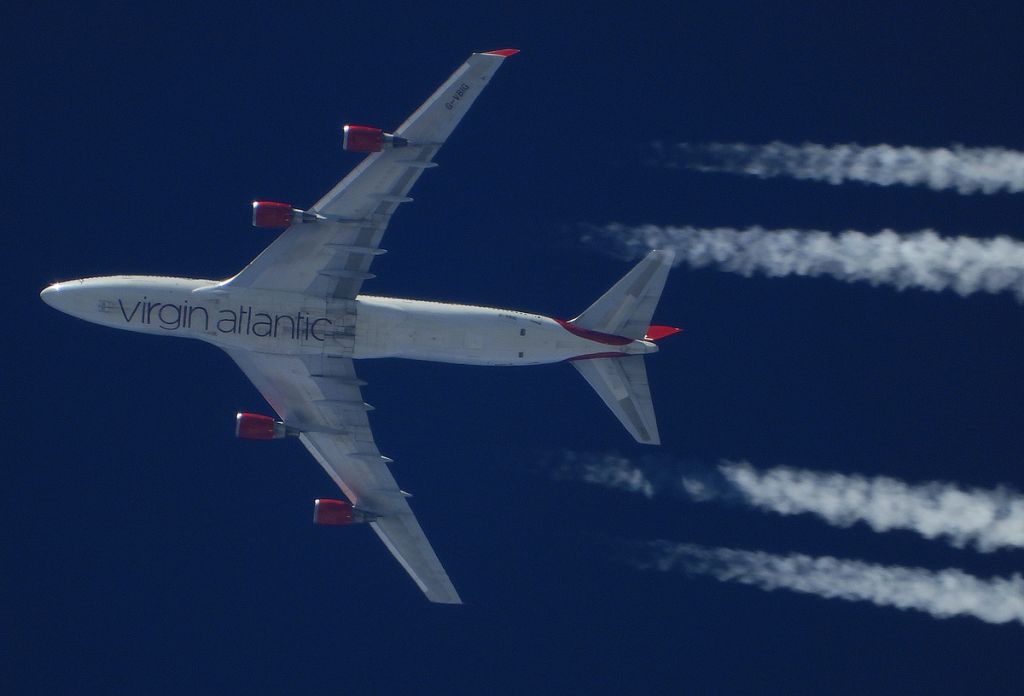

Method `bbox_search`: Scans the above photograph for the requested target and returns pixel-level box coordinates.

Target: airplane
[39,49,680,604]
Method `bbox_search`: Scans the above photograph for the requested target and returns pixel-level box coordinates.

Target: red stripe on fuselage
[555,319,632,346]
[567,351,629,361]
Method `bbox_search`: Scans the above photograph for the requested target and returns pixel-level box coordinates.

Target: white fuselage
[39,276,658,364]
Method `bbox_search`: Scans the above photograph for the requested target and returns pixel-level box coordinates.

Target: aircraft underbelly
[352,295,580,365]
[42,279,632,365]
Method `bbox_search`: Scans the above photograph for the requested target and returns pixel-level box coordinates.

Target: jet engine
[251,201,294,228]
[342,125,408,152]
[235,412,287,440]
[251,201,325,228]
[313,498,355,525]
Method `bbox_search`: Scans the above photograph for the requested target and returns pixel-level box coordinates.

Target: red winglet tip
[482,48,520,57]
[645,325,683,341]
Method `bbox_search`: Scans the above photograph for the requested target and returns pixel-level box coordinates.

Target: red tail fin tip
[645,325,682,341]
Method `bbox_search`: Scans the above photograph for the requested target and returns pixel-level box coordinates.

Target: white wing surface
[218,50,517,603]
[225,49,517,300]
[225,348,462,604]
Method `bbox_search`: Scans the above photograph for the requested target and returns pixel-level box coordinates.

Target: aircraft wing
[213,50,520,602]
[225,49,517,300]
[223,348,462,604]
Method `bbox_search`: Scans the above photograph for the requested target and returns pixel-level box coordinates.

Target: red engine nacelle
[235,412,287,440]
[343,125,383,152]
[313,498,355,526]
[251,200,294,229]
[342,124,408,152]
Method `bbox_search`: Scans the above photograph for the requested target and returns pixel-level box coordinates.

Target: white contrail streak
[718,461,1024,553]
[660,142,1024,194]
[582,224,1024,301]
[555,452,659,498]
[629,541,1024,626]
[557,453,1024,552]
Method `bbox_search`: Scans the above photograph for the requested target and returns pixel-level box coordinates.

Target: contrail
[554,451,733,502]
[658,142,1024,194]
[627,540,1024,626]
[719,461,1024,553]
[557,453,1024,552]
[581,224,1024,301]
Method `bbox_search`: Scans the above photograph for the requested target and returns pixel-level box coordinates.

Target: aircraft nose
[39,278,109,322]
[40,283,61,307]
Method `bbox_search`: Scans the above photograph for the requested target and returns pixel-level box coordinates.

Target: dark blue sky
[7,2,1024,693]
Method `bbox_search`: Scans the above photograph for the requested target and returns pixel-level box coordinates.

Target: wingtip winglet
[482,48,520,57]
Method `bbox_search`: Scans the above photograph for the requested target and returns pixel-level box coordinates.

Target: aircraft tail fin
[569,250,678,445]
[572,355,660,444]
[572,249,676,340]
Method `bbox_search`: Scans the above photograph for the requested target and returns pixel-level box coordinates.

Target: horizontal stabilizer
[573,250,675,340]
[573,356,659,445]
[570,250,677,444]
